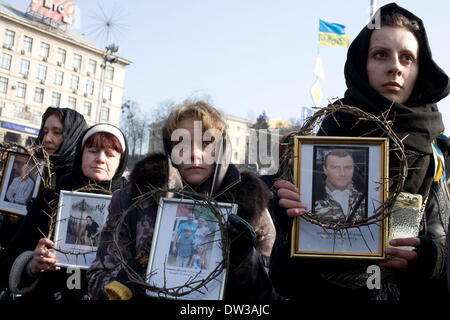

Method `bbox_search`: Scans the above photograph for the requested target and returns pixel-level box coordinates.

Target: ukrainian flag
[318,19,349,48]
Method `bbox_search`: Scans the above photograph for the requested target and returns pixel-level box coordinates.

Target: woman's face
[81,146,121,181]
[366,26,419,104]
[43,115,64,155]
[175,118,215,186]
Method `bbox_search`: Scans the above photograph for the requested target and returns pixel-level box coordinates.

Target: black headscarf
[35,107,88,182]
[61,123,129,193]
[321,2,450,197]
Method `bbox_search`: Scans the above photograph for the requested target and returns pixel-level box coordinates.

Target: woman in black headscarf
[35,107,88,186]
[270,3,449,301]
[0,124,128,300]
[0,108,87,251]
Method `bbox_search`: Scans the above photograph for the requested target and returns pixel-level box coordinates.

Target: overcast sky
[9,0,450,132]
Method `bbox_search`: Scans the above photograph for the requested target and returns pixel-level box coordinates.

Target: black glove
[227,214,256,268]
[409,235,437,278]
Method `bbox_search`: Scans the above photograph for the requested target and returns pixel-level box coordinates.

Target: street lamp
[96,43,119,124]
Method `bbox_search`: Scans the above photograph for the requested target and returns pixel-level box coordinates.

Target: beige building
[225,114,251,166]
[0,1,131,146]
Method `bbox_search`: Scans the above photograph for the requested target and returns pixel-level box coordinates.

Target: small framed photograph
[53,191,111,269]
[146,197,237,300]
[291,136,389,260]
[0,152,44,216]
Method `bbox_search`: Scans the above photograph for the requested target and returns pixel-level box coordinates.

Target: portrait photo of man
[5,159,35,205]
[312,147,368,223]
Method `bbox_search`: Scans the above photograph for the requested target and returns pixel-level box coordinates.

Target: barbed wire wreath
[277,103,407,232]
[112,187,231,299]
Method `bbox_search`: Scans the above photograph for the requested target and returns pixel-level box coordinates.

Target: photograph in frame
[291,136,389,260]
[146,197,237,300]
[0,152,44,216]
[53,190,111,269]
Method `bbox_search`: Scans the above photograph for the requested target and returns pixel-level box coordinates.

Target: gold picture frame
[291,136,389,260]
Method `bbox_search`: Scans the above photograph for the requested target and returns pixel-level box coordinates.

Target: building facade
[0,1,130,146]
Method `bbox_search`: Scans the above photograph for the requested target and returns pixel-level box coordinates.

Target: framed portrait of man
[0,152,44,216]
[146,197,237,300]
[291,136,389,260]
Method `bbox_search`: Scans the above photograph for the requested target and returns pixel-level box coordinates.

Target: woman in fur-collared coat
[87,100,280,300]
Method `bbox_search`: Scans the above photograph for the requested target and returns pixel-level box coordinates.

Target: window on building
[100,106,110,121]
[0,101,5,116]
[16,82,27,98]
[56,48,66,64]
[70,74,79,91]
[54,70,64,86]
[4,132,20,144]
[83,101,92,116]
[68,97,77,109]
[51,92,61,107]
[235,137,240,146]
[3,29,15,48]
[0,76,8,93]
[88,59,97,75]
[37,64,47,81]
[1,53,12,70]
[73,53,82,70]
[34,87,44,103]
[103,86,112,101]
[19,59,30,76]
[40,42,50,59]
[85,80,94,95]
[23,36,33,53]
[105,66,114,80]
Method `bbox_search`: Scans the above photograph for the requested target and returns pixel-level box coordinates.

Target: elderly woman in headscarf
[0,124,128,300]
[0,108,87,250]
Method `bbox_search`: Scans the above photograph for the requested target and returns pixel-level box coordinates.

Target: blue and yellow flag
[318,19,349,48]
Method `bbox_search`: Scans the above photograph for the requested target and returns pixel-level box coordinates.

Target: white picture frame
[146,197,237,300]
[53,190,111,269]
[0,152,44,216]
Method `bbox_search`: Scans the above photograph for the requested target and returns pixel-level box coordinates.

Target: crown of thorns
[277,103,407,231]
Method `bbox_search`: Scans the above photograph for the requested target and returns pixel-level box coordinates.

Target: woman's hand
[379,237,420,272]
[274,179,307,217]
[28,238,61,275]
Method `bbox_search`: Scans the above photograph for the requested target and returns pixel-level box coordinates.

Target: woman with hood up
[0,124,128,300]
[270,3,449,301]
[87,100,279,300]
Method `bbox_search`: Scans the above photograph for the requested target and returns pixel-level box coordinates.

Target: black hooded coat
[269,3,449,301]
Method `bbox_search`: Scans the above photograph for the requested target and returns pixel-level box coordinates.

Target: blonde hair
[162,100,226,150]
